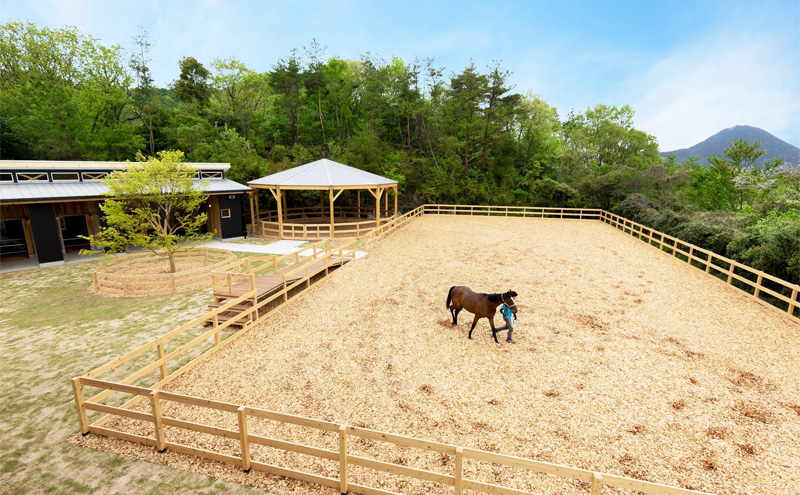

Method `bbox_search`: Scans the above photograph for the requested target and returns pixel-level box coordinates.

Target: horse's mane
[487,291,517,302]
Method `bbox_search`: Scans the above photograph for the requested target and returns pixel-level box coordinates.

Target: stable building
[0,161,251,267]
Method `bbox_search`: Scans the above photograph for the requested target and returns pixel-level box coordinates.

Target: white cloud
[630,31,800,150]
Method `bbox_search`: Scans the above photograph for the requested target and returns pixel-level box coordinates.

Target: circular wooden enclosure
[92,247,237,297]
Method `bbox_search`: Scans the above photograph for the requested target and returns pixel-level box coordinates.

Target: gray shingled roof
[248,159,396,188]
[0,179,251,203]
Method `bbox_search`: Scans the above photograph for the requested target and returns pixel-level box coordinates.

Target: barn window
[82,172,108,181]
[17,173,48,181]
[201,171,223,179]
[221,209,231,218]
[0,173,13,182]
[52,172,80,181]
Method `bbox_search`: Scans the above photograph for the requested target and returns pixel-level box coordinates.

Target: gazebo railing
[261,217,393,240]
[258,206,392,223]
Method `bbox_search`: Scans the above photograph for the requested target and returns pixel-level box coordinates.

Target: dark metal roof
[0,178,251,204]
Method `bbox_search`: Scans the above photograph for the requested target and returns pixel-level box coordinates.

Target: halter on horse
[446,286,518,344]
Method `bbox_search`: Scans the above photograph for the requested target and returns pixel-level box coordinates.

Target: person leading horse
[446,286,518,344]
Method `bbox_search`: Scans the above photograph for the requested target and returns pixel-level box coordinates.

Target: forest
[1,21,798,284]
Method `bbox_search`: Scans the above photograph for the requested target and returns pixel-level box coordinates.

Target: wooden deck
[207,252,353,326]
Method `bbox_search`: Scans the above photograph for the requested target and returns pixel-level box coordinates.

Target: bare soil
[79,216,800,495]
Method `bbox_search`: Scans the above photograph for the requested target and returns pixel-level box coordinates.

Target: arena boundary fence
[74,203,800,495]
[417,204,798,325]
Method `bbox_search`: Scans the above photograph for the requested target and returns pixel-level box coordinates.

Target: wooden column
[357,190,361,218]
[394,185,398,218]
[384,186,389,216]
[276,188,283,238]
[254,191,261,236]
[249,192,256,237]
[329,188,344,238]
[375,188,383,228]
[329,188,335,237]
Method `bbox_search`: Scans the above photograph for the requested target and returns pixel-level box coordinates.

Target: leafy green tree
[0,21,141,159]
[83,151,211,273]
[174,56,211,106]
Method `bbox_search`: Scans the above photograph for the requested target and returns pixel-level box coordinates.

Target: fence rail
[418,204,798,325]
[597,210,799,324]
[74,371,710,495]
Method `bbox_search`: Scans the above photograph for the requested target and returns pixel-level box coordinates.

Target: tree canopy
[82,150,211,273]
[2,21,798,284]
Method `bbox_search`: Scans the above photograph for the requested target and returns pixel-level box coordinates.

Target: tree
[129,29,159,155]
[0,21,141,160]
[174,56,211,106]
[83,150,211,273]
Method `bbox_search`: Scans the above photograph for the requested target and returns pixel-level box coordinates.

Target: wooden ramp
[207,251,353,327]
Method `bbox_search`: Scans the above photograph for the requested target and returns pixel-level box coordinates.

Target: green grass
[0,259,263,495]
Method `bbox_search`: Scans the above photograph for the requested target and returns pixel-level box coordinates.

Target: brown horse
[446,286,518,344]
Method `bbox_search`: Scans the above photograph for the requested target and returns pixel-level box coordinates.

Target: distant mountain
[659,125,800,166]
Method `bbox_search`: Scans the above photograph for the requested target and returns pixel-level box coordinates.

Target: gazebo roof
[248,159,397,189]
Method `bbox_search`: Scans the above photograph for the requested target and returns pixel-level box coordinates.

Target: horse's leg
[468,314,480,339]
[453,308,462,325]
[489,316,500,344]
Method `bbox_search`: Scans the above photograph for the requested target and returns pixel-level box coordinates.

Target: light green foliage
[0,21,142,159]
[83,150,211,272]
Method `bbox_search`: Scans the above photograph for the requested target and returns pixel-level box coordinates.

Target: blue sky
[3,0,799,150]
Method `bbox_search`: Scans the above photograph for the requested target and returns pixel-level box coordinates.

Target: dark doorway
[0,219,28,255]
[60,215,90,250]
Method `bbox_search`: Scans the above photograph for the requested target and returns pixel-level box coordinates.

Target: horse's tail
[446,286,456,308]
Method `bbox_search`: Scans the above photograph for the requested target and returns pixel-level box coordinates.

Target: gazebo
[247,159,398,239]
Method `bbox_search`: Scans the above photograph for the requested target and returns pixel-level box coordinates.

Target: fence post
[590,473,603,495]
[788,288,798,316]
[454,446,463,495]
[157,342,167,379]
[754,273,763,299]
[727,262,735,284]
[706,253,713,273]
[204,247,209,260]
[238,406,251,472]
[150,391,166,452]
[339,425,348,494]
[71,377,89,435]
[123,279,129,297]
[273,255,278,273]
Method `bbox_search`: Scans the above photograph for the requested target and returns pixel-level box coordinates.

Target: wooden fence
[73,374,711,495]
[362,205,425,249]
[598,211,799,324]
[74,215,714,495]
[418,204,798,325]
[93,247,239,297]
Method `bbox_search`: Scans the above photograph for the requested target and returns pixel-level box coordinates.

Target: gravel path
[82,216,800,495]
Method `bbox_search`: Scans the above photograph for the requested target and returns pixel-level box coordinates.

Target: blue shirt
[500,304,513,321]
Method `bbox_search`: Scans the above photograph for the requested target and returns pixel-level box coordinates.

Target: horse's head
[503,290,518,315]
